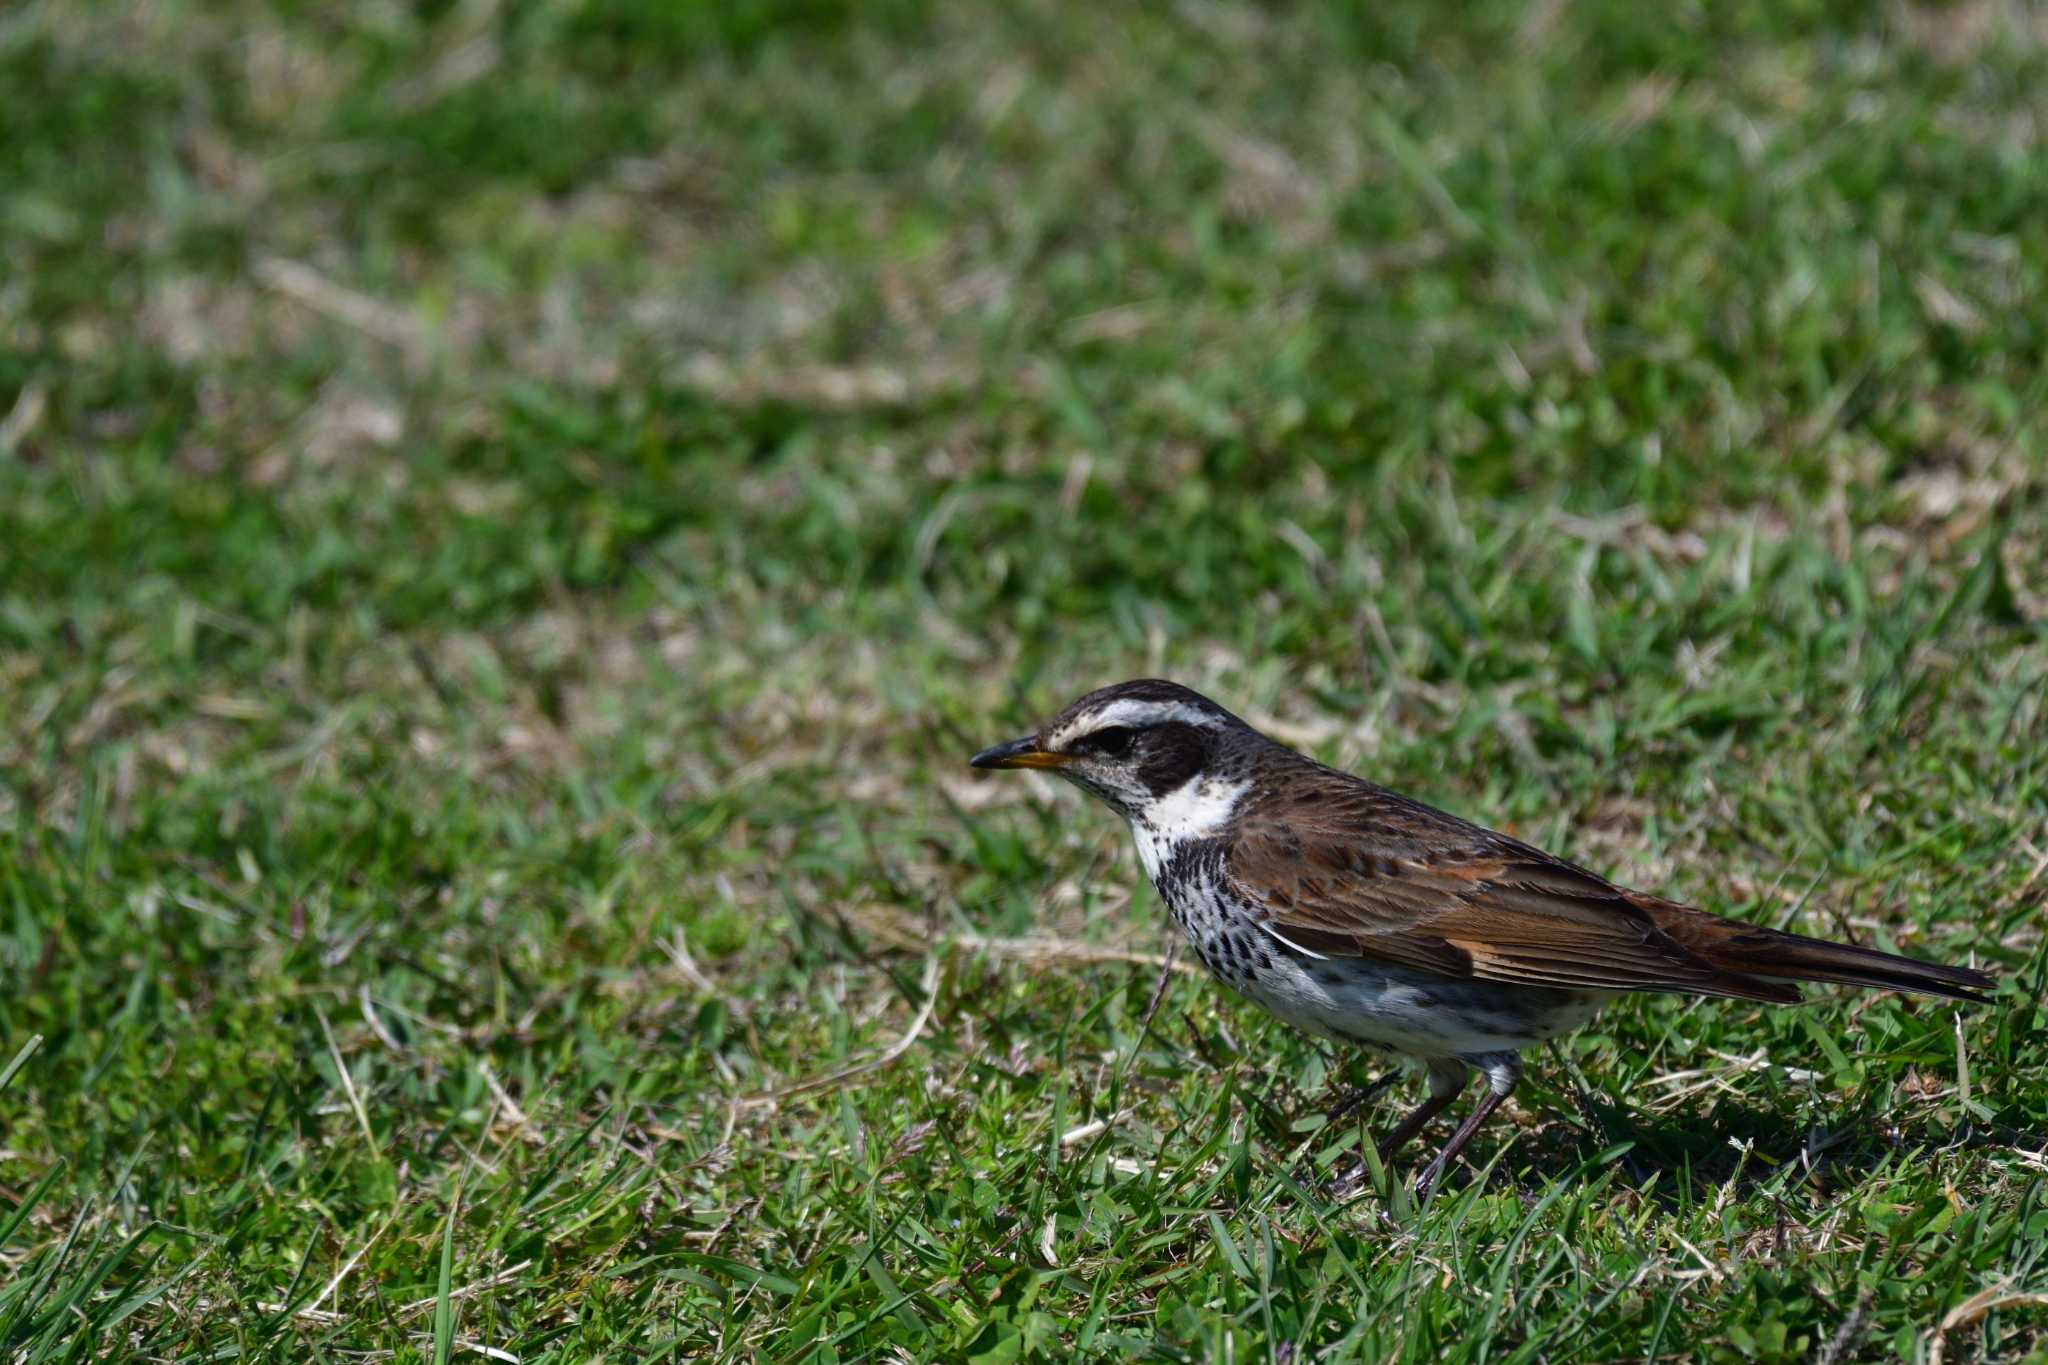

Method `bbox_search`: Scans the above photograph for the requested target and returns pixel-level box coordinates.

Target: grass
[3,0,2048,1358]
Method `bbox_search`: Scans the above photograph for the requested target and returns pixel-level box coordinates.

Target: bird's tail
[1636,898,1994,1004]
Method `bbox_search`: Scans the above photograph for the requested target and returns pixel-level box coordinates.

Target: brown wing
[1224,778,1798,1003]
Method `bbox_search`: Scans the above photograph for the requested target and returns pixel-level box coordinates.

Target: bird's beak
[969,736,1072,770]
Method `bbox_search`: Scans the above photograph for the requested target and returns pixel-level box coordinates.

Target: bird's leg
[1415,1053,1520,1200]
[1301,1070,1397,1192]
[1324,1069,1401,1128]
[1326,1060,1467,1197]
[1377,1059,1469,1160]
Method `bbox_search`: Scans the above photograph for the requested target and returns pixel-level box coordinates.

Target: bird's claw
[1324,1159,1370,1199]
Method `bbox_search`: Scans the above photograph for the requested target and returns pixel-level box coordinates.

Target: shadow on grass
[1457,1095,2042,1214]
[1254,1078,2043,1212]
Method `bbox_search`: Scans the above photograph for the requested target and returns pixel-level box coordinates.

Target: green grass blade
[0,1035,42,1094]
[432,1174,462,1365]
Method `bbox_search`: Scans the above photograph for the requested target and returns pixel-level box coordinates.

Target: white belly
[1234,951,1614,1058]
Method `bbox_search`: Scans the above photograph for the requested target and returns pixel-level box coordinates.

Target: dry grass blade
[299,1215,394,1318]
[739,957,942,1108]
[317,1006,377,1148]
[1927,1285,2048,1365]
[951,933,1199,974]
[253,256,434,362]
[478,1062,544,1146]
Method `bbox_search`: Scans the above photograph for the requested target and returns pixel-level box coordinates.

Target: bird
[969,679,1994,1198]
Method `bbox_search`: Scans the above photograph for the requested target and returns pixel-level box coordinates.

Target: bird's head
[969,679,1263,822]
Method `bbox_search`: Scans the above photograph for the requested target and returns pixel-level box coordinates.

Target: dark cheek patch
[1137,726,1209,796]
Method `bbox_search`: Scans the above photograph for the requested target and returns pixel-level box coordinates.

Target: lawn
[4,0,2048,1359]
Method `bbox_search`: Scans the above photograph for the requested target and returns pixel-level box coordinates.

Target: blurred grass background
[3,0,2048,1359]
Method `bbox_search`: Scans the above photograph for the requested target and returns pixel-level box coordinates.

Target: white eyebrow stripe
[1049,698,1219,747]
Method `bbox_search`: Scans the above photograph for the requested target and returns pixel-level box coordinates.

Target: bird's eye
[1085,726,1136,757]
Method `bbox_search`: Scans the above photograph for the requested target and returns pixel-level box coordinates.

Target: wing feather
[1224,778,1795,1003]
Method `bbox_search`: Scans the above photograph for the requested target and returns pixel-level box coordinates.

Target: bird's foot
[1324,1159,1370,1199]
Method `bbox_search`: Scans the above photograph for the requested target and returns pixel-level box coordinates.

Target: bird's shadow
[1256,1077,2040,1211]
[1512,1086,2040,1203]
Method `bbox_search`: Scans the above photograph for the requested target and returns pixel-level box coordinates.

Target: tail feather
[1637,899,1994,1004]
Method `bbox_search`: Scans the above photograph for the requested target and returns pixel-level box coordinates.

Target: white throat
[1130,775,1249,879]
